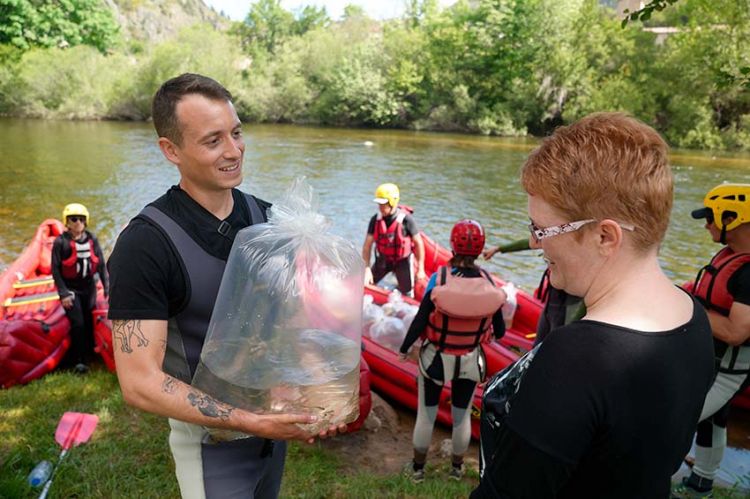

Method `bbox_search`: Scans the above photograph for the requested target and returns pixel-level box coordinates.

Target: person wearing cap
[51,203,108,374]
[362,183,426,296]
[673,184,750,498]
[399,219,507,483]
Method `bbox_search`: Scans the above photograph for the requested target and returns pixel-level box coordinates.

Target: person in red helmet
[398,219,507,483]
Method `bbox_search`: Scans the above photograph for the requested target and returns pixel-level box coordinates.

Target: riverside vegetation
[0,0,749,151]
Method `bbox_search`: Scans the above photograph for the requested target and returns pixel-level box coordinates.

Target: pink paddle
[54,412,98,449]
[39,412,99,499]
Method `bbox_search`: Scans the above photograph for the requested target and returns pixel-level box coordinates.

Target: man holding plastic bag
[108,74,346,499]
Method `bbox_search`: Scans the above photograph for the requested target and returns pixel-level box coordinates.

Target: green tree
[0,0,119,53]
[404,0,439,27]
[237,0,294,53]
[342,4,366,20]
[292,5,329,35]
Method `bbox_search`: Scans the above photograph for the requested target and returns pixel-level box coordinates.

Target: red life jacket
[373,206,414,263]
[61,235,99,280]
[425,266,506,355]
[693,246,750,316]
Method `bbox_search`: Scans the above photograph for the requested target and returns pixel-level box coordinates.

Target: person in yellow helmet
[51,203,108,374]
[673,183,750,498]
[362,183,426,296]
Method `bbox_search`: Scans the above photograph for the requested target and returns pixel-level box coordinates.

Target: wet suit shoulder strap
[242,193,267,224]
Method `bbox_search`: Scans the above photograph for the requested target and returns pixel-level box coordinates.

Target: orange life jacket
[425,266,506,355]
[61,234,99,280]
[693,246,750,316]
[373,206,413,263]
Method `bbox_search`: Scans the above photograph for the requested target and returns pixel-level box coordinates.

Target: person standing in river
[362,183,427,297]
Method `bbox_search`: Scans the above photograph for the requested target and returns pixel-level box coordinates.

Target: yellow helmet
[62,203,90,223]
[691,183,750,231]
[373,183,400,207]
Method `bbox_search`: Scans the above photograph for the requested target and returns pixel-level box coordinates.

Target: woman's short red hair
[521,112,672,251]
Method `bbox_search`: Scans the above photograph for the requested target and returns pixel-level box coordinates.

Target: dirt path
[321,393,480,476]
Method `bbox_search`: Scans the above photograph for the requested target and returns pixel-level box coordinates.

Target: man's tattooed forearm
[187,391,234,420]
[162,374,178,395]
[112,320,150,353]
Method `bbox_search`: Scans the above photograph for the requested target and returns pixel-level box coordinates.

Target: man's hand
[416,269,427,281]
[398,352,408,362]
[246,413,349,444]
[61,294,74,309]
[364,267,374,285]
[247,412,321,442]
[312,423,348,444]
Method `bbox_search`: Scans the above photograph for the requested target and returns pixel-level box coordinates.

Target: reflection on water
[1,117,749,464]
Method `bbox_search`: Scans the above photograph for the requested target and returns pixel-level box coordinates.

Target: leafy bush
[10,46,129,119]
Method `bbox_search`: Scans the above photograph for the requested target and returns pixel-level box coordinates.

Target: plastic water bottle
[27,460,53,487]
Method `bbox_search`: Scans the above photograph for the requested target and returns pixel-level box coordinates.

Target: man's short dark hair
[152,73,233,145]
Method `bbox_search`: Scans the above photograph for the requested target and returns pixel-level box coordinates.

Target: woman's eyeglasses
[528,219,635,242]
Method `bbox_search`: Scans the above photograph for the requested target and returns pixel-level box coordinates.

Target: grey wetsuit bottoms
[169,419,287,499]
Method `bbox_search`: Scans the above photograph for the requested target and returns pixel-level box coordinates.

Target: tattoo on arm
[113,320,150,354]
[162,374,178,395]
[187,390,234,420]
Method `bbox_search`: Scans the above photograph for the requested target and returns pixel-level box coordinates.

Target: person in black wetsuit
[399,219,506,483]
[473,112,715,499]
[51,202,108,373]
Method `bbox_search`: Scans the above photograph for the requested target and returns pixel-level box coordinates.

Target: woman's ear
[597,219,623,256]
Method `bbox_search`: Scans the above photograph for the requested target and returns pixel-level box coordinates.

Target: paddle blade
[55,412,98,450]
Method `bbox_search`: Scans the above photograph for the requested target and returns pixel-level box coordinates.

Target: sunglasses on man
[67,216,86,223]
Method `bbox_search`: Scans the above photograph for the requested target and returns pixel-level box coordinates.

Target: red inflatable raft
[0,220,112,387]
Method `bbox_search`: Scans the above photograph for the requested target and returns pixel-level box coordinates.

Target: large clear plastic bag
[192,178,364,440]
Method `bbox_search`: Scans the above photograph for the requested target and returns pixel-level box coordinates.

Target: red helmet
[450,219,485,256]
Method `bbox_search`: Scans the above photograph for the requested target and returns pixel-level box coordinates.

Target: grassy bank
[0,366,473,498]
[0,366,744,498]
